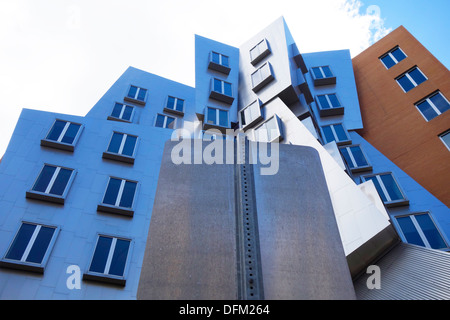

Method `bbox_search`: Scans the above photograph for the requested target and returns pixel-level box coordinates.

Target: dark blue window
[340,145,368,169]
[46,120,81,145]
[119,181,137,208]
[127,86,137,99]
[89,236,131,277]
[219,109,228,127]
[415,214,447,249]
[32,165,73,196]
[103,178,122,206]
[33,165,57,193]
[397,67,427,92]
[127,86,147,102]
[111,103,133,121]
[364,173,405,203]
[5,223,36,261]
[391,48,406,63]
[103,178,137,208]
[46,120,66,141]
[89,236,112,273]
[49,168,73,196]
[26,226,55,264]
[109,239,131,277]
[397,216,425,247]
[381,54,396,69]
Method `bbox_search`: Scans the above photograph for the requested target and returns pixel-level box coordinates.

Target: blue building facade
[0,17,448,300]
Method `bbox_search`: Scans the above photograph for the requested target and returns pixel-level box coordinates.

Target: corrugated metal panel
[354,243,450,300]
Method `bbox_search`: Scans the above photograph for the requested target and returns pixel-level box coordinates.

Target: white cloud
[0,0,391,156]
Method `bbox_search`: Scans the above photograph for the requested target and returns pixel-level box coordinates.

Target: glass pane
[155,114,165,128]
[409,68,427,86]
[122,106,133,121]
[214,79,222,93]
[322,66,333,78]
[166,116,175,129]
[340,148,354,169]
[212,52,220,64]
[6,223,36,261]
[416,100,437,121]
[265,117,279,141]
[119,181,137,208]
[328,94,341,108]
[260,64,271,80]
[380,173,404,201]
[122,135,137,157]
[391,48,406,63]
[107,133,123,154]
[33,165,56,193]
[26,226,55,264]
[333,124,348,142]
[250,46,258,61]
[111,103,123,118]
[251,70,262,87]
[322,126,335,143]
[61,123,80,144]
[430,92,450,114]
[46,120,66,141]
[397,217,425,247]
[49,168,72,196]
[176,99,184,112]
[127,86,137,99]
[415,214,447,249]
[441,132,450,149]
[108,239,130,276]
[365,176,387,202]
[221,55,229,67]
[255,124,269,143]
[349,146,368,167]
[317,95,330,109]
[89,236,112,273]
[397,75,414,92]
[219,110,228,127]
[224,82,232,96]
[312,67,324,79]
[381,54,395,69]
[167,96,175,110]
[207,108,216,125]
[137,88,147,101]
[103,178,121,206]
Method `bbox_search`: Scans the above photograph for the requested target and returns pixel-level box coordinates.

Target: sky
[0,0,449,157]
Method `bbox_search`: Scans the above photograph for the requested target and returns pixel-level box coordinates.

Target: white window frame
[339,144,372,172]
[97,177,138,217]
[250,38,270,65]
[239,100,262,131]
[41,119,83,152]
[1,221,60,273]
[211,51,229,67]
[439,130,450,151]
[317,93,341,109]
[380,47,407,69]
[321,123,351,145]
[127,85,147,101]
[213,78,232,96]
[108,103,135,122]
[107,132,138,157]
[361,172,409,207]
[206,107,229,127]
[415,91,450,122]
[154,113,176,129]
[396,67,428,93]
[311,66,334,79]
[253,114,283,143]
[251,62,274,92]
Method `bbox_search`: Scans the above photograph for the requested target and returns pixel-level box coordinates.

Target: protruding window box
[209,78,234,105]
[311,66,336,86]
[250,39,271,66]
[253,115,284,143]
[203,107,229,134]
[97,203,134,217]
[163,96,185,117]
[102,132,138,164]
[40,120,83,152]
[361,173,409,208]
[239,100,263,131]
[208,51,231,75]
[316,93,345,117]
[251,62,274,93]
[124,85,147,106]
[97,177,137,217]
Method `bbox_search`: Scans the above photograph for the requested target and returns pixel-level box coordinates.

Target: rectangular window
[362,173,409,207]
[250,39,270,66]
[1,222,58,273]
[380,47,407,69]
[415,91,450,121]
[396,67,427,92]
[108,103,134,122]
[251,62,274,92]
[254,115,283,143]
[209,78,234,105]
[439,130,450,151]
[84,235,131,286]
[396,213,448,249]
[125,85,147,105]
[103,132,138,164]
[26,164,75,204]
[321,123,351,145]
[98,177,137,216]
[339,145,372,173]
[164,96,185,116]
[208,51,231,75]
[155,114,176,129]
[311,66,336,86]
[205,107,228,128]
[240,100,262,131]
[41,119,82,151]
[316,93,344,116]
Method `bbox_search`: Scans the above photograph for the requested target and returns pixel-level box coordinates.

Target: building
[0,17,449,300]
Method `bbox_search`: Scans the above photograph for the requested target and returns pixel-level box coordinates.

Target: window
[311,66,336,86]
[155,114,176,129]
[204,107,229,132]
[362,173,409,207]
[415,91,450,121]
[208,51,231,75]
[210,78,234,104]
[164,96,185,116]
[103,132,138,164]
[251,62,274,92]
[254,115,283,143]
[98,177,138,216]
[321,123,351,145]
[41,119,82,151]
[250,39,270,66]
[380,47,407,69]
[316,93,344,116]
[439,130,450,151]
[240,100,262,131]
[125,85,147,105]
[339,145,372,173]
[396,67,427,92]
[1,222,58,273]
[84,235,131,286]
[26,164,76,204]
[108,103,134,122]
[396,213,448,249]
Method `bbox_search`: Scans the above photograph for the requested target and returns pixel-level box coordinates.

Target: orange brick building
[352,26,450,207]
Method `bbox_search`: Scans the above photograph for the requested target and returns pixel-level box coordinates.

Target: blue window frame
[396,67,427,92]
[415,91,450,121]
[380,47,407,69]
